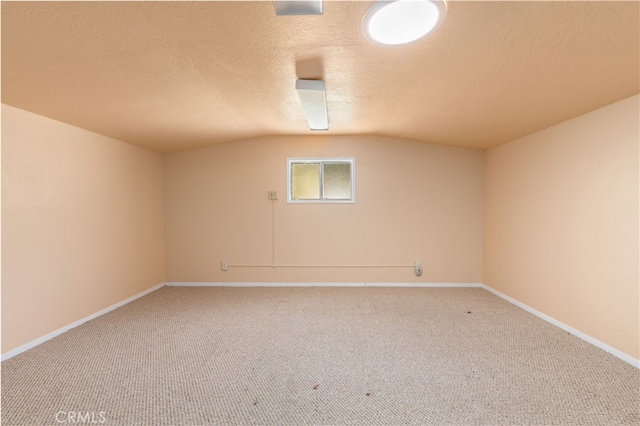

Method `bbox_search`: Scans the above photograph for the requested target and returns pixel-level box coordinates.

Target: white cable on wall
[229,264,415,268]
[271,199,276,266]
[227,193,422,275]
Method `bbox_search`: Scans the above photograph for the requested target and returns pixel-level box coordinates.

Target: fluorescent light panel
[274,1,323,16]
[295,79,328,131]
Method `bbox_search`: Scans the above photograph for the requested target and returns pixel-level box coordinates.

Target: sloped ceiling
[2,1,638,153]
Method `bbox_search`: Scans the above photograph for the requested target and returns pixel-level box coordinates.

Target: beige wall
[1,104,165,354]
[5,94,636,361]
[164,135,483,283]
[484,95,639,359]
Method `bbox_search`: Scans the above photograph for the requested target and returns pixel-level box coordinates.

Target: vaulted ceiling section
[2,1,638,153]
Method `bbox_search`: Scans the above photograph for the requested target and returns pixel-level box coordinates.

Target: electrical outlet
[415,261,423,277]
[221,260,229,271]
[268,191,278,200]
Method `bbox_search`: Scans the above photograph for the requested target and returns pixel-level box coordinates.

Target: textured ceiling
[2,1,638,153]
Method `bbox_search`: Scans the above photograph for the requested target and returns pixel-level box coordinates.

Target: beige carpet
[2,287,639,425]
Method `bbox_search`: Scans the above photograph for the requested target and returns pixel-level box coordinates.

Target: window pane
[323,163,352,199]
[291,163,321,200]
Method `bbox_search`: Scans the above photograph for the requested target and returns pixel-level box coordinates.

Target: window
[287,158,355,203]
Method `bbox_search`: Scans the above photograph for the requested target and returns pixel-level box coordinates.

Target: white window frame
[287,157,356,204]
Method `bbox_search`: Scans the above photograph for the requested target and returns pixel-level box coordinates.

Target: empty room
[1,1,638,425]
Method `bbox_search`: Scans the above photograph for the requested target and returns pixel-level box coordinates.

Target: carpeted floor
[2,286,639,425]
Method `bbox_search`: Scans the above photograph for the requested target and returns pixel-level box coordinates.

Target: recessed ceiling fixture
[363,0,447,45]
[274,0,323,16]
[295,79,328,131]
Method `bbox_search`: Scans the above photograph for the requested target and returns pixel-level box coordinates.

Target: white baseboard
[481,284,639,369]
[1,283,165,362]
[5,281,636,369]
[165,282,484,288]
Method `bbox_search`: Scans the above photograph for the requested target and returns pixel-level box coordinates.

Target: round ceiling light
[363,0,447,46]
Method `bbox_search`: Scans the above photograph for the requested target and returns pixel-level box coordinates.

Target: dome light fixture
[363,0,447,46]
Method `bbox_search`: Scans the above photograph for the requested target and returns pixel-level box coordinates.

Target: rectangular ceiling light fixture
[274,1,323,16]
[295,79,328,131]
